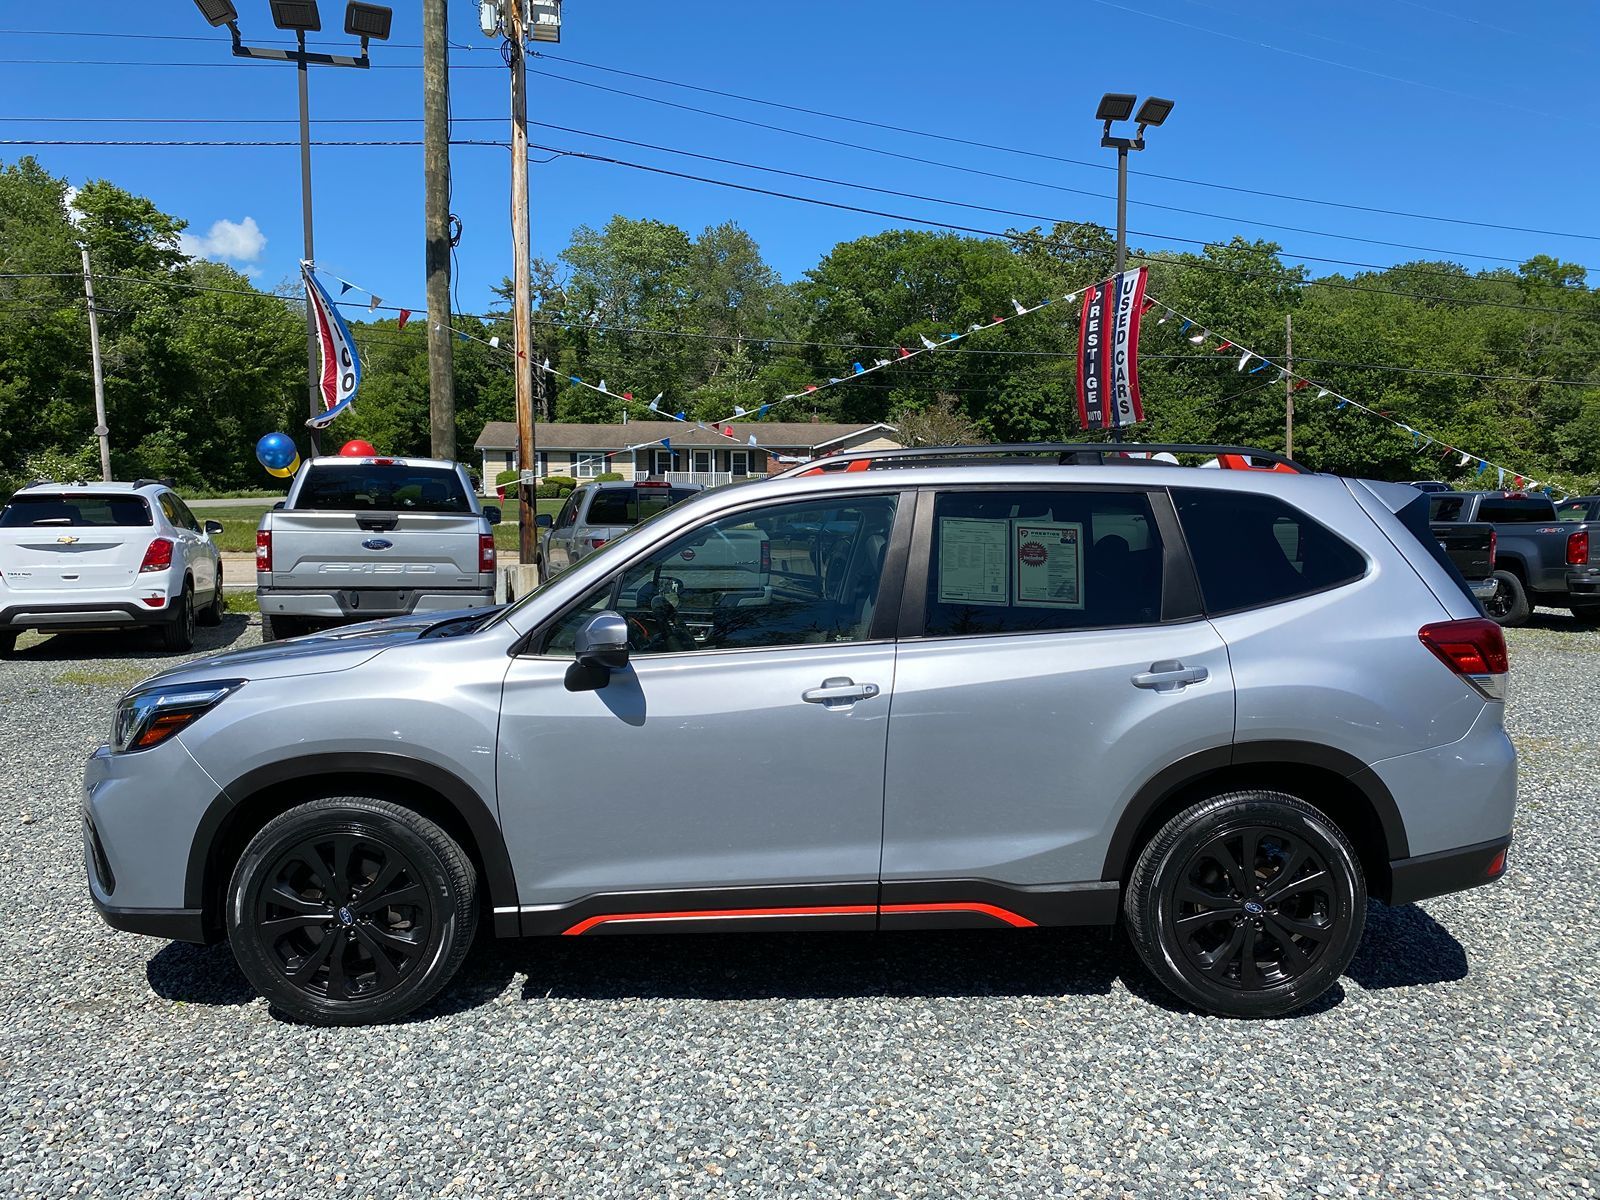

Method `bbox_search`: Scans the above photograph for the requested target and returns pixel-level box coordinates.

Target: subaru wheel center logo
[1243,900,1264,915]
[362,538,393,551]
[337,906,355,926]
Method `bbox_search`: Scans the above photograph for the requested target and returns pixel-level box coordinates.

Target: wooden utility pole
[80,246,111,481]
[508,0,538,565]
[422,0,456,461]
[1284,312,1294,459]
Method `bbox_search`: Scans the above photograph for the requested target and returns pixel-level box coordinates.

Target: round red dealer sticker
[1019,541,1047,567]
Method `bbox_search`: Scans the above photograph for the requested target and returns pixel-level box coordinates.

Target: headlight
[112,679,245,753]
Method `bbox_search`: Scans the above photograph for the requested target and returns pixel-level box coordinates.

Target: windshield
[479,487,723,631]
[294,464,471,513]
[0,493,152,527]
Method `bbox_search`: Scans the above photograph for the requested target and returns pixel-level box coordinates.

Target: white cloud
[179,216,267,263]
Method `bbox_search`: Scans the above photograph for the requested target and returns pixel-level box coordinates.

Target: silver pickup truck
[256,456,499,640]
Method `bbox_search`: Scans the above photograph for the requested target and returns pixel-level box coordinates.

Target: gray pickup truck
[256,456,499,640]
[1430,490,1598,626]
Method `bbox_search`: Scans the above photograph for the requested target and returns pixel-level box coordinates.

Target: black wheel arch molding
[187,751,520,941]
[1102,740,1410,900]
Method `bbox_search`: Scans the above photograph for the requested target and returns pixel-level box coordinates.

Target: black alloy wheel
[227,797,477,1025]
[1483,570,1529,626]
[1125,791,1365,1018]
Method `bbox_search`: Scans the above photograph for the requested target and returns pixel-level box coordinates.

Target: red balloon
[339,439,377,458]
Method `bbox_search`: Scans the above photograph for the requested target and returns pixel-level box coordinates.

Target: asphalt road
[1,614,1596,1198]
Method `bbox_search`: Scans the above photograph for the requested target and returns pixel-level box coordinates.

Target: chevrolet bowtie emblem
[56,535,79,544]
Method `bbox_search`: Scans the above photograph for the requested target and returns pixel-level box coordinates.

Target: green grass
[492,498,563,551]
[55,663,152,689]
[225,591,260,613]
[192,498,562,555]
[190,488,286,501]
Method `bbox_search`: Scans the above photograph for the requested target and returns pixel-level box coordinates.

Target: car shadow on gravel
[146,941,256,1007]
[1344,901,1468,990]
[12,615,252,661]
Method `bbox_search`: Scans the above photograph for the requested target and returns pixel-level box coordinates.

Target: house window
[575,453,607,478]
[692,450,712,474]
[729,450,750,478]
[653,449,674,476]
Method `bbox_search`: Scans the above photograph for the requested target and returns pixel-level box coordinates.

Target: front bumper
[1387,835,1511,906]
[257,584,496,620]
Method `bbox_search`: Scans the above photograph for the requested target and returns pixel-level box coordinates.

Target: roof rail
[776,442,1310,479]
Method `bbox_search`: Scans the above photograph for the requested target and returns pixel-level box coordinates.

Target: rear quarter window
[1173,489,1366,614]
[0,494,153,527]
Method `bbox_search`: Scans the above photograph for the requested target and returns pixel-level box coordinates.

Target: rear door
[0,492,156,592]
[879,486,1235,920]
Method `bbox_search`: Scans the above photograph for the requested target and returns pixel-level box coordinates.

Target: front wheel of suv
[1124,791,1366,1018]
[226,797,479,1025]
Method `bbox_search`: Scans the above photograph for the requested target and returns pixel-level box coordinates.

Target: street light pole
[296,30,320,456]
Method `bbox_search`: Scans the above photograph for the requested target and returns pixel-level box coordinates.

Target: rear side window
[295,465,470,513]
[583,486,698,526]
[923,489,1164,636]
[1174,489,1366,614]
[1476,497,1554,523]
[0,494,152,527]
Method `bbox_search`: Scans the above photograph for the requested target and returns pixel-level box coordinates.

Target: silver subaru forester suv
[85,444,1516,1025]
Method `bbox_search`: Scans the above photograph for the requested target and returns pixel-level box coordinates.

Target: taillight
[138,537,174,573]
[479,534,497,572]
[760,538,771,573]
[256,530,272,572]
[1418,618,1509,700]
[589,538,607,550]
[1487,529,1496,571]
[1567,529,1588,566]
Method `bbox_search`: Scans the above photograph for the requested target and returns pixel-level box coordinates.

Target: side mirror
[204,520,224,536]
[272,501,286,511]
[574,610,630,672]
[535,513,553,529]
[483,505,502,525]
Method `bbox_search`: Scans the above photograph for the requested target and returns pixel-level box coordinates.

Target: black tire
[261,613,304,642]
[0,629,16,658]
[159,584,195,651]
[1483,570,1530,627]
[1569,604,1600,627]
[226,796,478,1026]
[1125,790,1366,1018]
[198,566,225,627]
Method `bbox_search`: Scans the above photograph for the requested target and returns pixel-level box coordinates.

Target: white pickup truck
[255,456,500,640]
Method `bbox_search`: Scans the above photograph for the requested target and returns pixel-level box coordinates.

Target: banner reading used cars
[1076,267,1148,431]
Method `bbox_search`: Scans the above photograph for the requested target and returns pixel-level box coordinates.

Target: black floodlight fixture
[270,0,323,32]
[345,2,393,40]
[1096,92,1137,123]
[1135,96,1175,131]
[193,0,239,26]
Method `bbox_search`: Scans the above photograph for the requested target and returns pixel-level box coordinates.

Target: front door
[497,490,907,934]
[879,486,1235,926]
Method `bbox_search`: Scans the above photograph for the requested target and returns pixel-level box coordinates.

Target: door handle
[802,677,880,705]
[1131,660,1209,693]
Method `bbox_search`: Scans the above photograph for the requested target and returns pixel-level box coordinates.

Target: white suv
[0,480,224,655]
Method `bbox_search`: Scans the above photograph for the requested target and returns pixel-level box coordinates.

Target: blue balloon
[255,432,298,471]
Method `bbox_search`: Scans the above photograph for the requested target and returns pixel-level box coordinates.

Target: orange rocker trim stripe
[561,902,1037,936]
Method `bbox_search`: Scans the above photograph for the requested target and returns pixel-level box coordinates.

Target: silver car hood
[134,608,500,689]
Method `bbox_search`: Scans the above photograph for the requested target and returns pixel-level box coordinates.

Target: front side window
[1174,488,1366,614]
[1429,495,1465,522]
[540,495,899,656]
[554,492,583,529]
[923,490,1164,636]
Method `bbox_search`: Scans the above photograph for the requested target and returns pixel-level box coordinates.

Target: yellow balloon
[266,454,300,479]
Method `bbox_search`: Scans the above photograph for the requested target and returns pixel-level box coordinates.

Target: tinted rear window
[295,465,470,513]
[1476,497,1555,523]
[0,494,152,527]
[1429,495,1466,522]
[583,486,697,526]
[1174,489,1367,613]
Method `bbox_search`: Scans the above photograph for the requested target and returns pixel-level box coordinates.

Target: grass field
[191,498,564,555]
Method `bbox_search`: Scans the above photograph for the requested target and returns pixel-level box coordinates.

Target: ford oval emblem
[362,538,393,551]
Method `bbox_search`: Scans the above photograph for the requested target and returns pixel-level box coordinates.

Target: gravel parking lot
[1,614,1596,1198]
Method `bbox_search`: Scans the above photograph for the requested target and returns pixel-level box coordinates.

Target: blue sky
[3,0,1597,318]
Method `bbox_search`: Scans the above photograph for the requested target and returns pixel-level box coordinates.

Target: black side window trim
[895,483,1199,641]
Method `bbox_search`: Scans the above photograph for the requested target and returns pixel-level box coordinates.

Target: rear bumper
[1387,835,1511,906]
[1565,567,1600,601]
[1468,577,1498,601]
[257,584,496,619]
[1,598,172,631]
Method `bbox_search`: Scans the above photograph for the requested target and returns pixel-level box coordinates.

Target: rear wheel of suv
[198,566,224,627]
[1125,791,1366,1018]
[226,797,478,1025]
[158,583,195,651]
[1483,570,1530,627]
